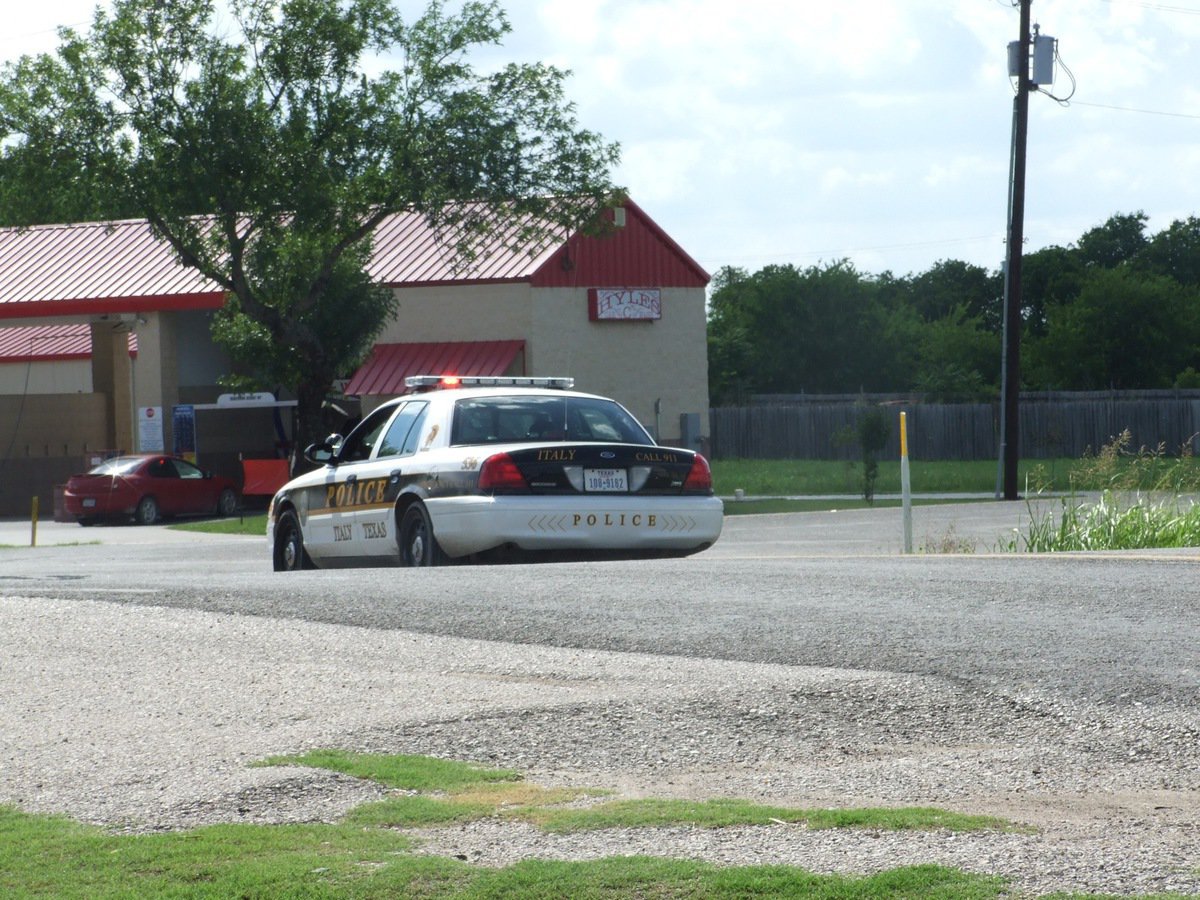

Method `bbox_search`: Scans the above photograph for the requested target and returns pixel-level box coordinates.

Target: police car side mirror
[304,433,343,466]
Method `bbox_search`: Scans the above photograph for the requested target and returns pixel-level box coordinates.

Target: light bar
[405,375,575,391]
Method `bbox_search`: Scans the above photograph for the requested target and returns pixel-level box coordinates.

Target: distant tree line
[707,212,1200,406]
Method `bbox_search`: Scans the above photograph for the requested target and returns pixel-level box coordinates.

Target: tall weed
[1068,429,1200,492]
[1006,491,1200,552]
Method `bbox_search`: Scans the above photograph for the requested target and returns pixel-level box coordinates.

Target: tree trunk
[292,376,336,475]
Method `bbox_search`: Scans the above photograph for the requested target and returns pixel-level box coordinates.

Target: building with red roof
[0,200,711,515]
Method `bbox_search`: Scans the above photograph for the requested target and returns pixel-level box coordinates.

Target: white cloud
[3,0,1199,277]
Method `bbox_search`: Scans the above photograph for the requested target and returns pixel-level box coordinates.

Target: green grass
[523,798,1017,835]
[710,435,1200,498]
[0,803,1008,899]
[721,497,984,516]
[171,513,268,535]
[254,750,522,791]
[1006,492,1200,552]
[5,750,1189,898]
[710,457,1050,497]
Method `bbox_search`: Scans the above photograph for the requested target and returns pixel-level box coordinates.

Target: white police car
[268,376,723,569]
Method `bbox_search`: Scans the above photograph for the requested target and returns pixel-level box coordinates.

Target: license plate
[82,498,96,508]
[584,468,628,492]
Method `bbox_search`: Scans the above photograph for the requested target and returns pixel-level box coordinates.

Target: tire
[273,509,313,572]
[216,487,238,517]
[398,503,445,567]
[134,495,158,526]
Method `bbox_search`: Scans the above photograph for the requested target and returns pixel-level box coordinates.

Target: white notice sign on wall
[138,406,165,452]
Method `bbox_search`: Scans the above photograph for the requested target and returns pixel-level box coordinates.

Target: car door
[171,457,214,515]
[143,457,186,516]
[350,400,429,559]
[302,403,398,561]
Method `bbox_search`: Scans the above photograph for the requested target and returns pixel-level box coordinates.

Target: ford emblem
[600,451,616,459]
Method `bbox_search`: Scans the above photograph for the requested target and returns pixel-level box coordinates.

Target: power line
[1097,0,1200,15]
[1068,99,1200,119]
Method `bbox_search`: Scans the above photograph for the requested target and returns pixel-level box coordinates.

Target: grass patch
[710,458,1043,497]
[254,750,521,792]
[265,752,1016,836]
[0,801,1010,898]
[1006,492,1200,552]
[459,857,1006,898]
[721,497,982,516]
[5,751,1158,899]
[522,798,1017,835]
[171,513,268,536]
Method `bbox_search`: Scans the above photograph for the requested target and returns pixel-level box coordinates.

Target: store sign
[588,288,661,321]
[216,391,277,407]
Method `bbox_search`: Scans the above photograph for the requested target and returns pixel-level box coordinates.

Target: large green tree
[1028,267,1200,390]
[706,261,913,403]
[0,0,620,451]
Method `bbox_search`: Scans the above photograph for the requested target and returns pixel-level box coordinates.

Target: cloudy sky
[4,0,1199,279]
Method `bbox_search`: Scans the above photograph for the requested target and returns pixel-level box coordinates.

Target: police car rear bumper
[427,494,724,558]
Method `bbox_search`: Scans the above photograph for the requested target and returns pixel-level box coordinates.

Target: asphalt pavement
[0,493,1097,556]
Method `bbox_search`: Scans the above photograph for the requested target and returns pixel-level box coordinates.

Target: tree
[0,0,620,452]
[1028,267,1200,390]
[905,259,1002,331]
[1141,216,1200,287]
[1075,211,1148,269]
[1020,244,1084,337]
[913,305,999,401]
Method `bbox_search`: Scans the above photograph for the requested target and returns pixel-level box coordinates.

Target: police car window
[450,396,650,446]
[400,403,430,454]
[339,404,399,462]
[377,401,427,457]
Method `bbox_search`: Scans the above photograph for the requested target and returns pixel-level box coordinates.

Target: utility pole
[1002,0,1033,500]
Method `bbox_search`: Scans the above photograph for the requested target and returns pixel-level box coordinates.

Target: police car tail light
[478,453,528,492]
[682,454,713,493]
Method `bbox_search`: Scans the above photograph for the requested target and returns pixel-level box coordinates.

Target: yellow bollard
[900,412,912,554]
[31,496,39,548]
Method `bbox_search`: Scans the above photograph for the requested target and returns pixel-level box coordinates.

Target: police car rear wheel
[399,503,444,567]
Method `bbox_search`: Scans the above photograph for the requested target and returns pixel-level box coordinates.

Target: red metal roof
[0,324,136,363]
[531,200,709,288]
[344,340,526,397]
[0,200,708,322]
[0,219,225,319]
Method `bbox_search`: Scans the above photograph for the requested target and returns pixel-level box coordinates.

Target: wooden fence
[708,392,1200,461]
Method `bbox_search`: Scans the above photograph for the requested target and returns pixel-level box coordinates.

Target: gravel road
[1,508,1198,896]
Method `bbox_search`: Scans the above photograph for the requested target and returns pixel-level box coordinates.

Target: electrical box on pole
[1008,33,1056,85]
[1032,34,1056,86]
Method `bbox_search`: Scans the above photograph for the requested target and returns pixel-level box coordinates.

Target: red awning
[345,340,525,396]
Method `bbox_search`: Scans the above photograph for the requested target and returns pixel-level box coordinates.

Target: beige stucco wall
[0,360,92,394]
[381,283,710,445]
[378,283,534,345]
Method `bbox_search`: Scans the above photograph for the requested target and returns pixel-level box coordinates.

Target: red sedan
[64,455,240,525]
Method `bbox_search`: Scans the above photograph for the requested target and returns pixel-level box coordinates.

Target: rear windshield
[450,395,652,446]
[87,457,144,475]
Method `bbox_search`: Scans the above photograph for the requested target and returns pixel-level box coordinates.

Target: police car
[268,376,723,569]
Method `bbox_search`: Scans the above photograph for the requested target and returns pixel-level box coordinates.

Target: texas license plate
[584,468,628,492]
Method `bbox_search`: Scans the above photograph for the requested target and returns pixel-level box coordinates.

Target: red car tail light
[478,453,528,492]
[682,454,713,493]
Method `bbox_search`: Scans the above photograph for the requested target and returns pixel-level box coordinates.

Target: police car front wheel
[399,503,446,567]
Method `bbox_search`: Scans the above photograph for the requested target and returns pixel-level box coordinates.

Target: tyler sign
[588,288,662,321]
